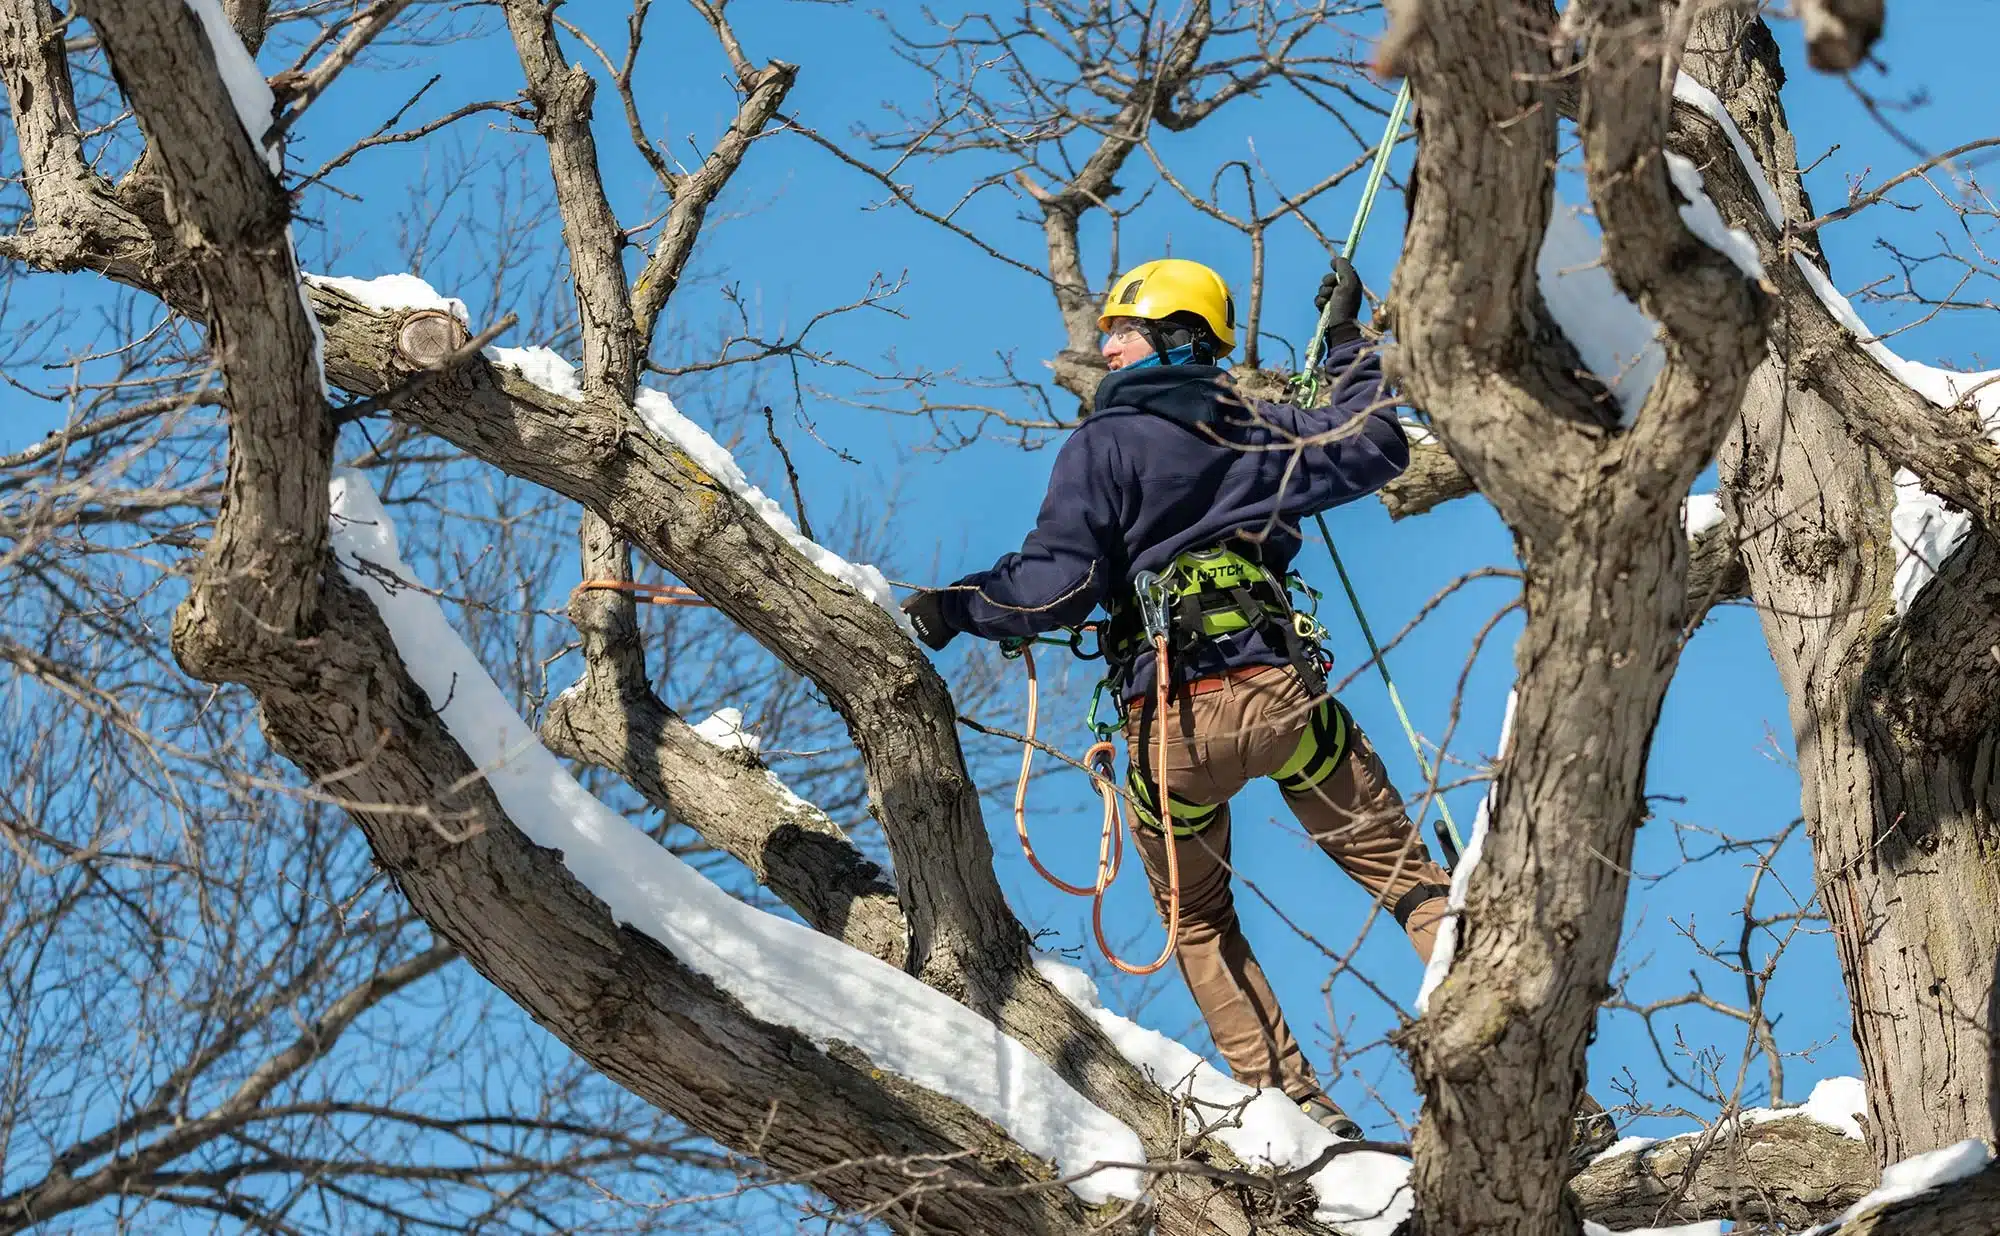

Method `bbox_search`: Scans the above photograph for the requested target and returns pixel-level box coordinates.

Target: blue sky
[8,0,1997,1226]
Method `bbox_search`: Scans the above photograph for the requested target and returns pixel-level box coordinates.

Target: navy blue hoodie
[936,334,1409,701]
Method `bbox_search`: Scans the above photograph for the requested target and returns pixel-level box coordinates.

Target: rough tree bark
[540,515,911,966]
[1569,1117,1877,1230]
[1680,10,2000,1166]
[1385,4,1768,1233]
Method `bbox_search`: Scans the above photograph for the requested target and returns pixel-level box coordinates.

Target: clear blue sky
[9,0,1995,1226]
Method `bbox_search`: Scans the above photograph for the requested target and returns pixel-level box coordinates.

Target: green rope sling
[1300,81,1467,863]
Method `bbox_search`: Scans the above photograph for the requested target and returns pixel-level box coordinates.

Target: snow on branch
[1415,689,1514,1016]
[181,0,327,394]
[325,470,1143,1204]
[1539,201,1665,424]
[1807,1139,1993,1234]
[1673,73,2000,616]
[1036,958,1413,1235]
[484,344,912,630]
[299,271,913,631]
[181,0,279,172]
[1537,76,1997,617]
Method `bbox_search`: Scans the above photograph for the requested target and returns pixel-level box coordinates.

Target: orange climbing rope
[1012,640,1182,976]
[571,579,712,607]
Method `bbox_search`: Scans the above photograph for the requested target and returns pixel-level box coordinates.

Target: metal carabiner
[1133,570,1171,643]
[1086,677,1123,738]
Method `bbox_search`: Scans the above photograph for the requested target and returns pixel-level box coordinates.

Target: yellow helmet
[1098,258,1237,358]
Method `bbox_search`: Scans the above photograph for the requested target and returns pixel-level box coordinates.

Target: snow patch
[1673,71,1998,616]
[489,345,584,398]
[1538,201,1664,422]
[1742,1075,1867,1141]
[1416,688,1515,1015]
[1585,1221,1724,1236]
[1590,1135,1662,1166]
[305,272,470,323]
[1035,957,1413,1235]
[485,347,913,633]
[1808,1139,1992,1235]
[182,0,279,172]
[1398,418,1437,446]
[692,707,761,755]
[326,471,1145,1204]
[182,0,325,395]
[1664,152,1765,281]
[1682,493,1724,538]
[1670,76,1786,226]
[1889,468,1974,617]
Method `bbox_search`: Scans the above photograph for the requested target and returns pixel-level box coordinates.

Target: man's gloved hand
[901,590,958,651]
[1314,255,1364,327]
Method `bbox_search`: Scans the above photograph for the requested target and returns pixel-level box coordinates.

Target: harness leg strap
[1272,697,1352,795]
[1127,764,1222,836]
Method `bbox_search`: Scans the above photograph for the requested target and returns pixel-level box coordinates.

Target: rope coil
[1012,642,1182,975]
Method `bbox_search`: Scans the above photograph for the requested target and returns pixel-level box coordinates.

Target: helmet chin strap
[1136,319,1215,367]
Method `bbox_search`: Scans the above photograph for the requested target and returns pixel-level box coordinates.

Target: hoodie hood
[1092,362,1230,430]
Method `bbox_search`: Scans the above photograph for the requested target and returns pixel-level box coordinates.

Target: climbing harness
[1006,547,1343,973]
[1009,77,1465,971]
[1100,546,1332,701]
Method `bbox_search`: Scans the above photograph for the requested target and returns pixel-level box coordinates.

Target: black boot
[1297,1092,1364,1140]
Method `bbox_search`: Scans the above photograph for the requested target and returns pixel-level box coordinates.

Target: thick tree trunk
[1851,622,2000,1160]
[1409,530,1697,1235]
[1686,12,2000,1165]
[1387,4,1768,1232]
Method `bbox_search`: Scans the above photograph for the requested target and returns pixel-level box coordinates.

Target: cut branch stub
[396,309,468,368]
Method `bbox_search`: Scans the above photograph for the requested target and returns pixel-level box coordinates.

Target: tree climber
[901,257,1452,1140]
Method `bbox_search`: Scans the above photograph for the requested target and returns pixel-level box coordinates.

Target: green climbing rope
[1301,78,1413,382]
[1299,80,1469,864]
[1317,512,1465,862]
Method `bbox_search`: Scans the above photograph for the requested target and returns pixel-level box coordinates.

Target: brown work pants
[1125,666,1452,1099]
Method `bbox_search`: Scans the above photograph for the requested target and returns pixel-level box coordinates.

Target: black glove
[901,590,958,651]
[1314,255,1364,328]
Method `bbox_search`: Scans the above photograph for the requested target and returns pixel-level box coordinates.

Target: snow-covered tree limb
[541,515,910,966]
[1666,62,2000,540]
[37,7,1179,1230]
[1830,1162,2000,1235]
[72,0,329,688]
